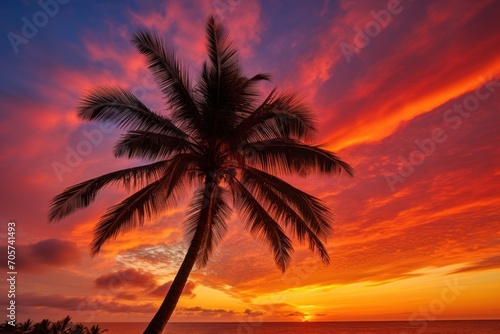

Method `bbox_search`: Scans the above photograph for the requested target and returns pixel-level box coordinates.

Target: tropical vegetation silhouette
[0,316,107,334]
[49,16,352,334]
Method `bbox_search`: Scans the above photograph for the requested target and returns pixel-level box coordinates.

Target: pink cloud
[94,268,157,289]
[0,239,81,273]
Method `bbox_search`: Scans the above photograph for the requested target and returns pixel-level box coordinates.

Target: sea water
[90,320,500,334]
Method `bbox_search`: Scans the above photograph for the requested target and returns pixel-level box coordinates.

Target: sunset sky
[1,0,499,324]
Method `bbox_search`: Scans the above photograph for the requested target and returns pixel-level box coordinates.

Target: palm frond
[242,73,271,93]
[78,86,186,136]
[225,90,317,152]
[239,169,330,264]
[90,154,196,256]
[195,16,246,137]
[232,73,272,114]
[241,167,333,239]
[48,160,168,222]
[230,177,293,272]
[185,183,231,267]
[113,130,200,160]
[91,180,163,256]
[132,30,202,135]
[205,15,238,75]
[243,139,354,176]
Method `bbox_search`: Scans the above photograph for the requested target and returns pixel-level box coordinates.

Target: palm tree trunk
[143,176,217,334]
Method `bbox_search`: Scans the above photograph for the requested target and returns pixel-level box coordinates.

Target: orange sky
[0,0,499,324]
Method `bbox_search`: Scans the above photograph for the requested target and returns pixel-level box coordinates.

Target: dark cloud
[102,301,157,314]
[29,238,81,265]
[149,280,196,298]
[18,293,156,314]
[115,292,138,300]
[94,268,156,290]
[286,311,306,317]
[244,309,264,317]
[19,293,86,310]
[177,306,235,317]
[452,256,500,274]
[0,238,80,273]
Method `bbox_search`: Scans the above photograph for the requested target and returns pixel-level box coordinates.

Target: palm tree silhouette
[86,325,108,334]
[32,319,51,334]
[51,315,72,333]
[49,16,352,334]
[0,317,107,334]
[72,323,86,334]
[19,319,33,332]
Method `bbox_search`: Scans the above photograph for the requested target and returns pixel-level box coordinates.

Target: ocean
[90,320,500,333]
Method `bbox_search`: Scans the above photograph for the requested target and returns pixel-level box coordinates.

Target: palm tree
[32,319,51,334]
[50,315,72,333]
[72,323,86,334]
[49,16,352,334]
[0,321,22,333]
[85,325,108,334]
[19,319,34,332]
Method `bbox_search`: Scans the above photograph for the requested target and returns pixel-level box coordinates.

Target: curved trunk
[143,176,216,334]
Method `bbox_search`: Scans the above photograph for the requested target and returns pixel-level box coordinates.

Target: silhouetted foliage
[0,316,107,334]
